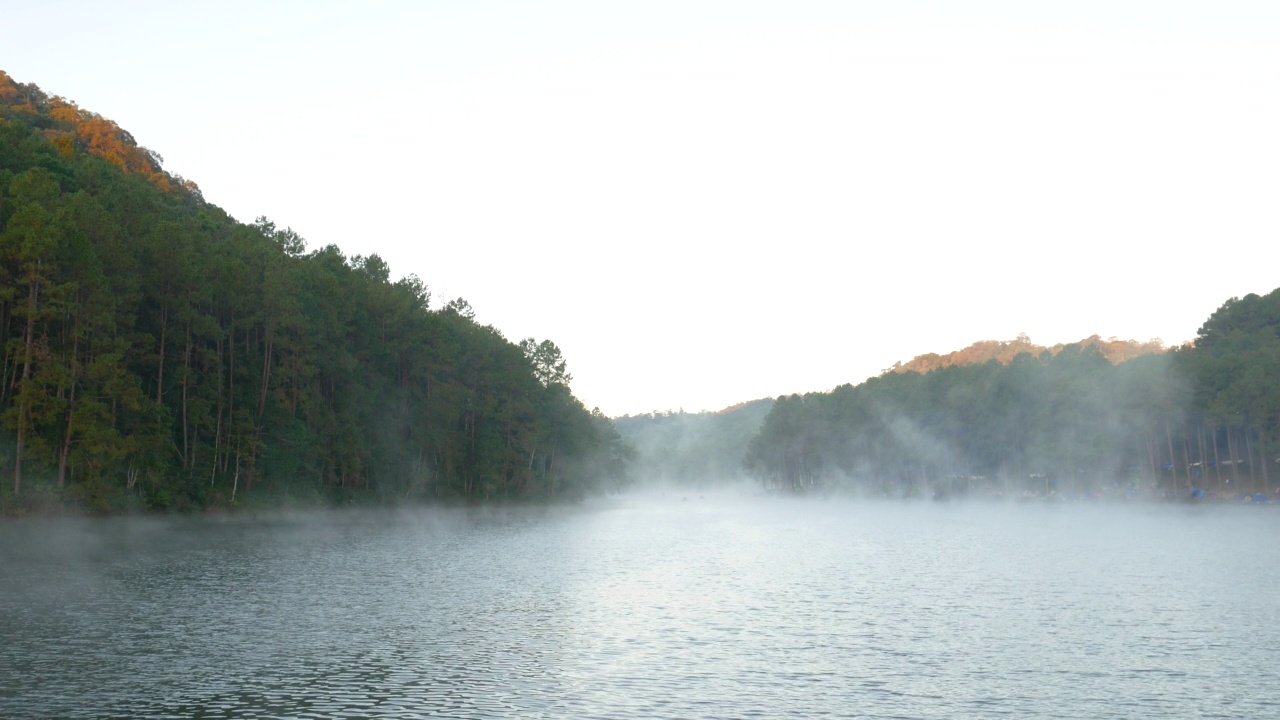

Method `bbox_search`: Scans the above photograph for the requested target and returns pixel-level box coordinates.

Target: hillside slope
[0,71,627,512]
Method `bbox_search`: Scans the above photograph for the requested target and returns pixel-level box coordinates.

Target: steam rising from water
[4,500,1279,718]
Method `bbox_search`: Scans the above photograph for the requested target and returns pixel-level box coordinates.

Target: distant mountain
[614,335,1171,489]
[885,334,1167,376]
[611,336,1168,488]
[613,399,774,486]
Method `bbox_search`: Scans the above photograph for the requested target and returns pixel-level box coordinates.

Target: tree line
[0,71,629,512]
[613,399,772,487]
[746,293,1280,500]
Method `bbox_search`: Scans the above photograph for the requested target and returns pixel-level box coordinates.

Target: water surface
[3,497,1278,718]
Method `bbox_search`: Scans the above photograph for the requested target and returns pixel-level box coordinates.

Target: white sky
[4,1,1278,417]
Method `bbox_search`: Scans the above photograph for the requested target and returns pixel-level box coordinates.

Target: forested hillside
[613,399,772,487]
[747,291,1280,500]
[0,71,629,513]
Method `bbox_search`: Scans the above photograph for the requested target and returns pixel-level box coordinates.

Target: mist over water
[4,499,1279,718]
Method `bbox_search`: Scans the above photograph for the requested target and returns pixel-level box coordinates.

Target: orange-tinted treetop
[886,333,1168,376]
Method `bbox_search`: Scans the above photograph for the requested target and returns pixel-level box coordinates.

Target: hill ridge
[886,333,1168,375]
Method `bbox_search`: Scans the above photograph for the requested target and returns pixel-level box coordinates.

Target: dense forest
[745,293,1280,500]
[0,71,630,513]
[4,70,1275,513]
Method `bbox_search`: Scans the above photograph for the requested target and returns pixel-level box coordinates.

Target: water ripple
[1,502,1278,718]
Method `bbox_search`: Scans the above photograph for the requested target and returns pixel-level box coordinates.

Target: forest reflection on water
[3,496,1279,719]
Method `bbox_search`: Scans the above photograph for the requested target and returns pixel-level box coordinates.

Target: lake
[3,495,1279,718]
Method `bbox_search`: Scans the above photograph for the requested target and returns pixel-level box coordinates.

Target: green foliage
[746,308,1279,499]
[0,72,626,513]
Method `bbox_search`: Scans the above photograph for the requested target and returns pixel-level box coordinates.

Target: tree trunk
[258,333,272,422]
[246,430,259,494]
[14,274,38,498]
[0,302,11,408]
[58,328,80,488]
[1196,422,1208,489]
[1211,425,1223,494]
[156,303,167,406]
[1144,431,1158,487]
[1260,429,1271,493]
[226,320,234,475]
[181,319,192,468]
[212,333,223,486]
[1181,425,1192,492]
[1245,428,1257,492]
[1226,427,1241,493]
